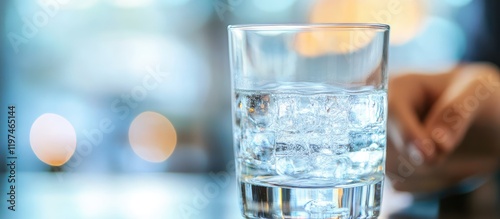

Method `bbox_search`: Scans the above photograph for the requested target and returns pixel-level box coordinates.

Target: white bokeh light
[30,113,77,166]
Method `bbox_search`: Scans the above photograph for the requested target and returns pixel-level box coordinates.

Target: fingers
[389,104,433,161]
[388,72,454,162]
[386,64,500,193]
[423,64,499,156]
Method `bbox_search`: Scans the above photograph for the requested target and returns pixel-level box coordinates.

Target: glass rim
[228,23,390,31]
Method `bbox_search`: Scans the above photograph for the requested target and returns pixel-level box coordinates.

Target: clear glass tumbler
[229,24,389,219]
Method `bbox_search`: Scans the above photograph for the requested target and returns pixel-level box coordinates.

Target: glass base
[239,179,383,219]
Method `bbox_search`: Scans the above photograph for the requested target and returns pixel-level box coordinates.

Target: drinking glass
[229,24,389,219]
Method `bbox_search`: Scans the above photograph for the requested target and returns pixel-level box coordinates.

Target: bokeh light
[30,113,77,166]
[294,27,376,56]
[310,0,427,45]
[294,31,328,57]
[129,111,177,163]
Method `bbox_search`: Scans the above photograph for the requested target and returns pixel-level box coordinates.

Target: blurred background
[0,0,479,173]
[0,0,490,218]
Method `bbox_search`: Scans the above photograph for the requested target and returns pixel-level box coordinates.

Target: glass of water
[229,24,389,219]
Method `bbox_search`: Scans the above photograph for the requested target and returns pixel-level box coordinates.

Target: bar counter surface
[1,172,498,219]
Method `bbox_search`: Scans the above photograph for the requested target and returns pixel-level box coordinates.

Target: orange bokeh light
[310,0,426,45]
[296,0,426,56]
[294,28,377,56]
[129,111,177,163]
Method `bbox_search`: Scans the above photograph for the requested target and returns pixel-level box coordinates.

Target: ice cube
[240,131,275,169]
[348,94,385,128]
[250,132,275,161]
[275,141,311,177]
[275,156,311,178]
[276,96,297,131]
[333,144,350,155]
[348,130,371,151]
[275,142,308,155]
[323,96,349,133]
[309,155,351,179]
[347,151,381,177]
[245,94,273,128]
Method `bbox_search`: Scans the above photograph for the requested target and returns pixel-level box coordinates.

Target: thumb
[424,70,484,155]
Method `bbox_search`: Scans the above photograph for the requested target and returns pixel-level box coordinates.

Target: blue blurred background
[0,0,479,173]
[0,0,488,218]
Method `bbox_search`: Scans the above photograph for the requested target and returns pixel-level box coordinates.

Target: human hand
[386,63,500,193]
